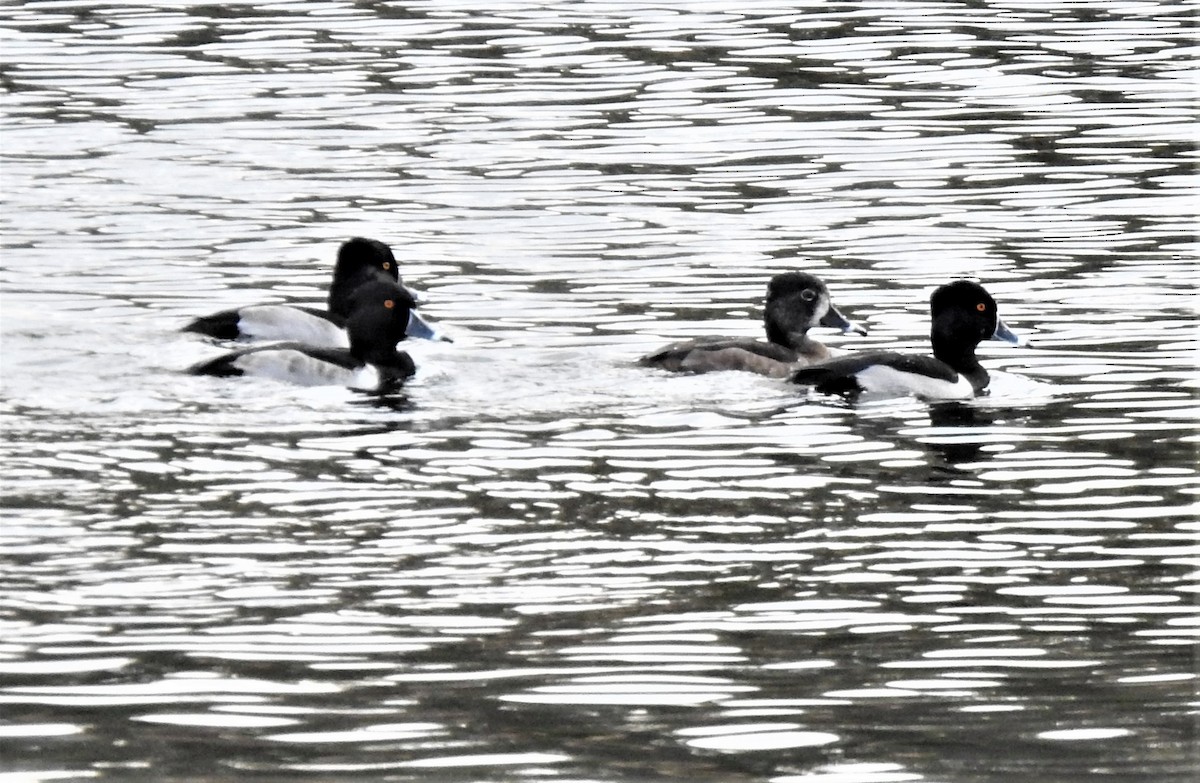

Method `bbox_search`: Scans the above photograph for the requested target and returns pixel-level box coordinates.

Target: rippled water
[1,1,1196,781]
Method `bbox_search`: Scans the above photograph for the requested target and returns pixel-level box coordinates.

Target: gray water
[0,1,1196,781]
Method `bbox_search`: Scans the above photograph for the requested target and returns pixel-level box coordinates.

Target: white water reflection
[679,724,839,751]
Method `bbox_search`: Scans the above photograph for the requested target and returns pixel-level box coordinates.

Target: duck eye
[976,302,986,312]
[384,299,395,310]
[801,289,816,302]
[382,262,391,271]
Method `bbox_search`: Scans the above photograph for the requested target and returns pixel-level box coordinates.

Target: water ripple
[1,1,1195,781]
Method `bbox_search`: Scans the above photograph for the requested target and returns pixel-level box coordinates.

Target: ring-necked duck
[639,272,867,377]
[791,280,1022,400]
[189,279,419,393]
[183,237,446,345]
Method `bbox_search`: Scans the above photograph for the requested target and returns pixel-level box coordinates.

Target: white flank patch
[347,365,383,391]
[855,365,974,401]
[239,306,348,347]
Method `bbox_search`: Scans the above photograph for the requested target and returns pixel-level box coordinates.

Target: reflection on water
[1,1,1196,781]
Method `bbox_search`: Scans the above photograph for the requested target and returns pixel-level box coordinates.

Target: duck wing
[792,351,958,395]
[184,305,343,345]
[641,338,797,376]
[189,342,360,380]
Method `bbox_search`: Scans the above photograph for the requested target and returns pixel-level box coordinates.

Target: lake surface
[0,1,1196,781]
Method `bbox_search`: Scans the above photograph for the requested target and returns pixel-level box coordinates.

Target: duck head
[343,279,419,388]
[764,272,867,349]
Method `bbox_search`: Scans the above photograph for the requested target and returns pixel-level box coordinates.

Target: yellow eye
[384,299,394,309]
[382,262,391,271]
[976,303,986,312]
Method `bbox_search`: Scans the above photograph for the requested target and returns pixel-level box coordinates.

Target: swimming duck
[639,272,867,378]
[791,279,1022,400]
[189,279,419,393]
[183,237,445,345]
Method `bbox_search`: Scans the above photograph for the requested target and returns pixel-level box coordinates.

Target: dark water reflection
[1,1,1196,781]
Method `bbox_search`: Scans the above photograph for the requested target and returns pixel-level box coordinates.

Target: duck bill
[820,305,868,336]
[991,318,1024,346]
[405,310,452,342]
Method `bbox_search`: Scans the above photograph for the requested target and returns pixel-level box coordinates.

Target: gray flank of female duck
[640,272,867,378]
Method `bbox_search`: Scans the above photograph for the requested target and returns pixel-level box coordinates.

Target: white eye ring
[800,289,816,302]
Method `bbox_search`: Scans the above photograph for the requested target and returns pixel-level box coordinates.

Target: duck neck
[374,358,415,392]
[351,338,415,391]
[766,322,828,361]
[765,318,789,347]
[351,335,398,363]
[767,318,814,351]
[932,330,988,392]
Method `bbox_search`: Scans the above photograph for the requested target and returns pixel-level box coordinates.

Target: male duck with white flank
[189,279,420,393]
[792,280,1022,400]
[183,237,446,345]
[640,272,867,378]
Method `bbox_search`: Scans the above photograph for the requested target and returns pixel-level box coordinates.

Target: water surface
[1,1,1196,781]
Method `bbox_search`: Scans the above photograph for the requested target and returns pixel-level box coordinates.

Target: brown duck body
[641,333,835,378]
[640,272,864,377]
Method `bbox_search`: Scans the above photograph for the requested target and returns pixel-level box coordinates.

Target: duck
[639,272,867,378]
[791,279,1022,400]
[183,237,446,346]
[189,279,419,393]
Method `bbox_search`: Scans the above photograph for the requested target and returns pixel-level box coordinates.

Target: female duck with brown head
[640,272,866,378]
